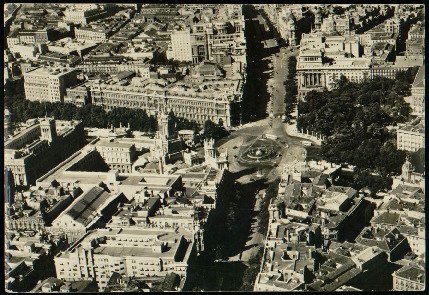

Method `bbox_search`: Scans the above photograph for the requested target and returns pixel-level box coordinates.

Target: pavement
[267,47,299,118]
[267,47,287,117]
[215,18,308,265]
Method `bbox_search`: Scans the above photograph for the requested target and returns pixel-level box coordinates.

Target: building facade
[24,67,78,103]
[396,118,424,152]
[392,265,425,291]
[54,228,194,291]
[95,140,137,173]
[404,65,424,117]
[75,27,109,43]
[296,32,371,99]
[169,29,193,62]
[63,7,107,25]
[89,78,242,127]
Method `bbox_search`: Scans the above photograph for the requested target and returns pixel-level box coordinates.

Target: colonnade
[298,72,324,87]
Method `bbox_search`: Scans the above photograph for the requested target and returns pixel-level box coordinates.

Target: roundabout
[238,135,282,167]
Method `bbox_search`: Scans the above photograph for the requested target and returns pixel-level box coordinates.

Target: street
[267,47,299,118]
[215,8,307,268]
[185,6,309,290]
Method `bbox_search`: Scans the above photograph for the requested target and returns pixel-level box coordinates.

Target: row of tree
[203,119,230,140]
[283,56,298,122]
[5,97,207,135]
[240,246,264,291]
[239,178,280,290]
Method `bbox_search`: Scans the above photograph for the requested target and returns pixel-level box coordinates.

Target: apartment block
[54,227,194,290]
[24,67,78,103]
[64,7,107,25]
[392,265,425,291]
[396,118,424,152]
[169,29,193,62]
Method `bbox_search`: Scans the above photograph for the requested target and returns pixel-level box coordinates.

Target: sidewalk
[284,122,323,145]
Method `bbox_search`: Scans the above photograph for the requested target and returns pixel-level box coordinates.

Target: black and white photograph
[3,3,426,292]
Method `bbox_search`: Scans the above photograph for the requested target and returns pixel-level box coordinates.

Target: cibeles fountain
[238,135,282,166]
[246,145,276,162]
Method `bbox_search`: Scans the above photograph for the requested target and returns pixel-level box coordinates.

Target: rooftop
[371,211,400,226]
[398,117,424,134]
[97,139,135,149]
[63,186,114,227]
[25,66,75,76]
[395,265,425,283]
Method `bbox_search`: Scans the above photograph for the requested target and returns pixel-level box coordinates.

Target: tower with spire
[157,101,175,140]
[152,99,186,166]
[204,137,229,171]
[40,117,57,144]
[314,7,322,32]
[204,138,216,160]
[345,10,351,35]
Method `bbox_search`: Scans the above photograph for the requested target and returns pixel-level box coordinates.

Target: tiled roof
[395,265,425,283]
[65,186,111,227]
[371,211,400,226]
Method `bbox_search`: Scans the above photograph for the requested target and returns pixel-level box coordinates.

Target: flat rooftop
[119,174,179,186]
[26,66,75,76]
[398,117,424,133]
[93,245,176,258]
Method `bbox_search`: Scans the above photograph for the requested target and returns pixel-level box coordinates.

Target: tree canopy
[298,74,412,178]
[203,119,229,140]
[283,55,298,122]
[4,96,202,134]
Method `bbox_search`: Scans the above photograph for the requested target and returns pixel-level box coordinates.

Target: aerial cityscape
[3,3,425,292]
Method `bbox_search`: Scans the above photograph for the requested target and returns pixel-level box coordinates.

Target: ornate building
[152,105,186,165]
[4,117,85,187]
[89,75,243,127]
[396,117,424,152]
[297,32,370,99]
[204,138,229,171]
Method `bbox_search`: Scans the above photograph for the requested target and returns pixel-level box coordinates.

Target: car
[233,146,238,149]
